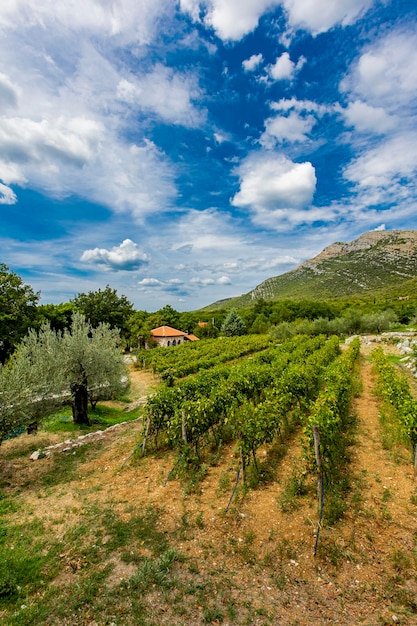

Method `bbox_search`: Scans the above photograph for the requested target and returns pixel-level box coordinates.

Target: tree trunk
[71,381,90,425]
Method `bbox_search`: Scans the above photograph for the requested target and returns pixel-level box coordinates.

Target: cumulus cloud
[180,0,372,40]
[80,239,149,270]
[343,101,397,134]
[217,275,231,284]
[179,0,202,21]
[242,53,263,72]
[282,0,374,35]
[269,52,295,81]
[261,110,316,146]
[206,0,280,41]
[190,277,215,286]
[232,153,316,224]
[138,278,162,287]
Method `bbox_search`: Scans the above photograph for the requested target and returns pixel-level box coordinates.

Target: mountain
[205,230,417,310]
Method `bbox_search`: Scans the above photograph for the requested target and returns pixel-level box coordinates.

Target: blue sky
[1,0,417,311]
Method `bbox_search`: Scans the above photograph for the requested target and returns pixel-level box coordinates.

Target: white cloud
[282,0,374,35]
[269,52,295,81]
[0,0,172,46]
[242,53,263,72]
[80,239,149,271]
[232,153,316,224]
[116,65,204,127]
[343,101,397,134]
[341,30,417,113]
[261,111,316,146]
[198,0,280,42]
[0,116,103,169]
[138,278,162,287]
[174,208,249,252]
[179,0,202,21]
[344,132,417,191]
[0,2,188,222]
[0,72,18,110]
[217,275,231,284]
[179,0,368,42]
[0,160,27,186]
[270,97,332,116]
[0,182,17,204]
[190,277,215,286]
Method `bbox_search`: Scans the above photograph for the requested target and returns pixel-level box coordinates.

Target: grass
[43,403,142,434]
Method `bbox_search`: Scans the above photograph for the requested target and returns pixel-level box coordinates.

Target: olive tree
[0,313,128,442]
[62,314,127,424]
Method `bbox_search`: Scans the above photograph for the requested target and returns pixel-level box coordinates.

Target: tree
[62,314,127,423]
[71,286,134,346]
[221,309,246,336]
[194,321,219,339]
[0,264,39,364]
[146,304,181,331]
[0,313,128,441]
[0,323,64,442]
[36,302,75,333]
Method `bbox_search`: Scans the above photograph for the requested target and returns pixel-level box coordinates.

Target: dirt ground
[2,348,417,625]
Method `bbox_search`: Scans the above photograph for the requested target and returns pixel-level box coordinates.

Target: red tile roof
[150,325,187,337]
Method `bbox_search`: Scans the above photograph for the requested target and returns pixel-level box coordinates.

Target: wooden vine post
[313,425,325,556]
[414,442,417,479]
[141,417,151,456]
[181,410,188,444]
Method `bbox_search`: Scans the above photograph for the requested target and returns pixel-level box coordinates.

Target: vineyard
[1,333,417,625]
[139,335,361,515]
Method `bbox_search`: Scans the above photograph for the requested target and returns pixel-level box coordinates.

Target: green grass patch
[42,403,141,435]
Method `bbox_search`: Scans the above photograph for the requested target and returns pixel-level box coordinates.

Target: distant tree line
[2,264,417,367]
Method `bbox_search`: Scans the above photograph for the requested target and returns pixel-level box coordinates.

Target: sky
[1,0,417,312]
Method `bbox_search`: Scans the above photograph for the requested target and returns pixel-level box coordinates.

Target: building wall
[154,336,184,347]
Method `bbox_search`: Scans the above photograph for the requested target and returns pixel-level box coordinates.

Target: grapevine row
[141,335,341,461]
[136,334,273,379]
[303,337,361,475]
[231,335,343,475]
[371,347,417,447]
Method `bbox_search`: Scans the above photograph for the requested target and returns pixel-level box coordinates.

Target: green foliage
[201,231,417,310]
[138,334,272,378]
[371,347,417,448]
[0,264,39,364]
[35,302,75,333]
[221,309,246,336]
[141,335,343,487]
[71,285,134,344]
[303,338,360,477]
[0,313,127,441]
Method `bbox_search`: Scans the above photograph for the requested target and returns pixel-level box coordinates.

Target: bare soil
[2,350,417,625]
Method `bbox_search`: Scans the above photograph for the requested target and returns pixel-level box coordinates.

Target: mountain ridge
[203,229,417,310]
